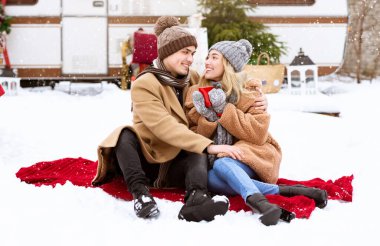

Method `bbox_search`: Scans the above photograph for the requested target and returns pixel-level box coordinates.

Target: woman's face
[204,50,224,81]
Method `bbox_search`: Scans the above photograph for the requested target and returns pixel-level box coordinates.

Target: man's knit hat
[209,39,253,72]
[154,16,198,60]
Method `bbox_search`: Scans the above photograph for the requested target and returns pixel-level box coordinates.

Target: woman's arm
[218,100,270,145]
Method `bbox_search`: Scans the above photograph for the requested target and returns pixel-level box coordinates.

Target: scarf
[208,82,237,167]
[133,59,190,109]
[136,59,190,89]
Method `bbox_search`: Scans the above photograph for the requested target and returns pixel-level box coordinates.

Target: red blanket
[16,157,353,219]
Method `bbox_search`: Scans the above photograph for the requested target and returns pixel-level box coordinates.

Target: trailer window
[6,0,38,5]
[249,0,315,5]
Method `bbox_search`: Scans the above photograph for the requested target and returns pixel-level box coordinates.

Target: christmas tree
[198,0,286,64]
[0,4,11,34]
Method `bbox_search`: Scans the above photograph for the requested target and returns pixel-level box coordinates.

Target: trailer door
[62,0,108,75]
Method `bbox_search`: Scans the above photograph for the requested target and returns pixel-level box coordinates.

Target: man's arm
[252,89,268,111]
[132,77,212,154]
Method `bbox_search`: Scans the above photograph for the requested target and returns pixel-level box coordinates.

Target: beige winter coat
[92,69,212,186]
[184,82,282,184]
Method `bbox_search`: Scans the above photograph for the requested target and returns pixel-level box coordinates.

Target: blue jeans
[208,157,279,202]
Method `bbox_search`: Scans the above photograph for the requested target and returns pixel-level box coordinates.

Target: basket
[244,52,285,94]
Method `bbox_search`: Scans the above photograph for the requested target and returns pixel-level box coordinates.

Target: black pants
[115,128,208,194]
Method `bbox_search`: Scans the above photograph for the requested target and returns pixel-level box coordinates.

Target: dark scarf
[133,59,190,108]
[136,59,190,105]
[137,59,190,89]
[208,82,238,168]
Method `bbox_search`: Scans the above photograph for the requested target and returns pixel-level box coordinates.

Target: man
[92,16,231,222]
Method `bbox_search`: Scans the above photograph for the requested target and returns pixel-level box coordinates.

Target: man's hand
[253,91,268,111]
[206,144,244,160]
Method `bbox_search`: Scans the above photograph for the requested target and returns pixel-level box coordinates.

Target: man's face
[163,46,196,77]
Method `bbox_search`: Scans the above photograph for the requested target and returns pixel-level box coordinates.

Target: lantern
[287,48,318,95]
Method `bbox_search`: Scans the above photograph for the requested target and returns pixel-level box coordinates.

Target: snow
[1,77,379,246]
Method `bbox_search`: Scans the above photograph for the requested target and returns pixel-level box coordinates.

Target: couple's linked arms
[206,144,244,161]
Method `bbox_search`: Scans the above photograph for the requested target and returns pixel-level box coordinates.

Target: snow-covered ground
[1,77,379,246]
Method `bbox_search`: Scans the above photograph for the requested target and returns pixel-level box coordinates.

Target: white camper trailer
[247,0,348,76]
[3,0,348,87]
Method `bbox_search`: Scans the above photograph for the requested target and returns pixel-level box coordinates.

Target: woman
[184,39,328,226]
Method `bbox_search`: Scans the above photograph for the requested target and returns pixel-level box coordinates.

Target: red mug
[198,86,214,108]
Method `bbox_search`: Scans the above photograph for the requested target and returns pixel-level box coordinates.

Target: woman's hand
[206,144,244,160]
[208,88,226,115]
[253,91,268,111]
[192,91,218,121]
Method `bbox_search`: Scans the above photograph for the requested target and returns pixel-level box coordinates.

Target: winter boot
[178,189,229,222]
[280,208,296,223]
[132,185,160,218]
[246,193,282,226]
[279,185,328,208]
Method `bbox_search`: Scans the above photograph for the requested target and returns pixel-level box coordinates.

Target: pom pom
[238,39,253,57]
[154,16,180,37]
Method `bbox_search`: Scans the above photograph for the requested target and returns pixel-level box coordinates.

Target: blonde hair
[199,57,243,103]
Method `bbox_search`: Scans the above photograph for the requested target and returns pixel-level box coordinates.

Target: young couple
[92,16,327,226]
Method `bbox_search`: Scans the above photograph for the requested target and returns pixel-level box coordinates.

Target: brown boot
[246,193,282,226]
[279,185,328,208]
